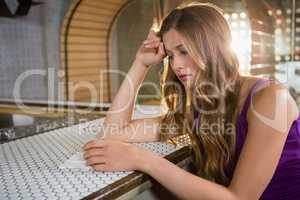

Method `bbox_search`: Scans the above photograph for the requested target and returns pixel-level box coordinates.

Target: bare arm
[99,115,164,142]
[136,83,298,200]
[85,83,298,199]
[101,28,165,141]
[104,60,150,128]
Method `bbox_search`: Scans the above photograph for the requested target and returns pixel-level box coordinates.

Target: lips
[178,74,192,81]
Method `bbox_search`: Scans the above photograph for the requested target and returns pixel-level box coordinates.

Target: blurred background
[1,0,300,106]
[2,2,299,199]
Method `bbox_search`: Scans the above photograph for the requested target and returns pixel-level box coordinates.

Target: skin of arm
[100,29,165,141]
[98,116,164,142]
[103,59,149,128]
[84,83,298,200]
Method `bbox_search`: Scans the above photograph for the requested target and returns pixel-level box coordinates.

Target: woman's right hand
[135,29,166,68]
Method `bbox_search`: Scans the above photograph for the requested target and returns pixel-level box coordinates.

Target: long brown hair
[158,2,241,186]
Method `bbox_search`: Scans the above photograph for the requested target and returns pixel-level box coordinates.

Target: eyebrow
[165,44,184,53]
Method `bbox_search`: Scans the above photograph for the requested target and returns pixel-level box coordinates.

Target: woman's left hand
[83,139,148,172]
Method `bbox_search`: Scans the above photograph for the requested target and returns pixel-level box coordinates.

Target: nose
[171,56,185,72]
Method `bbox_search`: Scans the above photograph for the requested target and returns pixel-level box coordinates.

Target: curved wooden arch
[60,0,131,103]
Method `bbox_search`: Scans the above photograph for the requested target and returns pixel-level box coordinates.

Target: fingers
[93,164,110,172]
[84,148,105,159]
[83,139,106,150]
[147,29,158,40]
[143,39,160,49]
[146,41,165,59]
[86,156,106,166]
[84,144,106,168]
[157,42,166,58]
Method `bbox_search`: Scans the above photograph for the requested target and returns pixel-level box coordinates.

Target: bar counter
[0,104,192,200]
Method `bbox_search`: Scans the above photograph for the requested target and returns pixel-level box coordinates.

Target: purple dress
[235,79,300,199]
[194,79,300,199]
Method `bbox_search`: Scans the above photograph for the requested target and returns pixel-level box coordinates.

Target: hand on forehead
[147,29,158,40]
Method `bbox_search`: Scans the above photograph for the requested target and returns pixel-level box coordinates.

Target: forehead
[162,29,184,50]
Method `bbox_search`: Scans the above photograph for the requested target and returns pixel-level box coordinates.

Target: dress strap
[240,78,274,117]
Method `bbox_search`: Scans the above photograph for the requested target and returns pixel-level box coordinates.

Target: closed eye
[179,49,188,55]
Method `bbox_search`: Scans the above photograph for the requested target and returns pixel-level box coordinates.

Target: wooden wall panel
[64,44,106,52]
[252,43,274,55]
[67,28,108,37]
[250,19,274,34]
[250,66,276,75]
[67,60,107,68]
[243,0,277,76]
[252,31,274,44]
[251,55,276,65]
[61,0,128,103]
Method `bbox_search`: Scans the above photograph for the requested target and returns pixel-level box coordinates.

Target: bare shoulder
[248,79,299,132]
[237,76,264,114]
[238,76,261,97]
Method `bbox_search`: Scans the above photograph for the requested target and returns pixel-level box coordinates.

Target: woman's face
[162,29,200,90]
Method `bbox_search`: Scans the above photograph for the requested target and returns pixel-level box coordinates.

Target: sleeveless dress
[194,79,300,199]
[235,79,300,199]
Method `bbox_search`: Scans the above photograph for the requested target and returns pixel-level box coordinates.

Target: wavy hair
[158,2,241,186]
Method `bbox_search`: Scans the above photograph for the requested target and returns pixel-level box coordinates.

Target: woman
[83,2,300,199]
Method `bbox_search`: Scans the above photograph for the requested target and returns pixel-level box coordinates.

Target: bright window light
[225,12,251,74]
